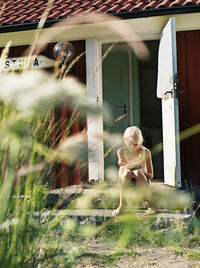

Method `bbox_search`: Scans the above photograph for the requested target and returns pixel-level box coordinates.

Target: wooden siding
[0,41,88,189]
[48,41,88,189]
[177,30,200,187]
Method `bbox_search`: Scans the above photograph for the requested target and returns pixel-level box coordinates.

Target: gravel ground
[72,240,200,268]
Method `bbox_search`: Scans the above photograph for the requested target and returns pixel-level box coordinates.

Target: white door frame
[86,39,135,181]
[86,16,184,182]
[86,39,104,181]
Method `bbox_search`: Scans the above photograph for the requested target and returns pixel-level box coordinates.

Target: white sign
[0,55,56,72]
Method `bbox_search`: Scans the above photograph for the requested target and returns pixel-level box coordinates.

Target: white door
[157,17,181,187]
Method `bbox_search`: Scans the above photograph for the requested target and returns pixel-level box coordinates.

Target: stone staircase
[43,183,194,228]
[39,208,193,234]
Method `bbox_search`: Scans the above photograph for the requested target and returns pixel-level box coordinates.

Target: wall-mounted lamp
[53,42,75,65]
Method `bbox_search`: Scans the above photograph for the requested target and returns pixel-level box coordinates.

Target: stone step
[40,209,192,228]
[46,184,186,208]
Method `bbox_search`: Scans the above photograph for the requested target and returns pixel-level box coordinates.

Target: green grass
[0,69,97,267]
[80,250,138,265]
[187,251,200,261]
[174,248,200,261]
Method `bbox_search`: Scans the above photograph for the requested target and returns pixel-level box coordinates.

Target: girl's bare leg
[133,170,155,215]
[133,169,148,185]
[112,186,123,216]
[112,169,132,217]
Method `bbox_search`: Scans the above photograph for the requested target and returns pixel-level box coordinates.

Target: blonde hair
[123,126,143,145]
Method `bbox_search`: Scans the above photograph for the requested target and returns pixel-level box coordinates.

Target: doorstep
[40,208,192,227]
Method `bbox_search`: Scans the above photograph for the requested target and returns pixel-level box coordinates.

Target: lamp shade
[53,42,75,63]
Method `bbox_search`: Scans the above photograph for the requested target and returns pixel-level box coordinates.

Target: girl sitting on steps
[112,126,154,216]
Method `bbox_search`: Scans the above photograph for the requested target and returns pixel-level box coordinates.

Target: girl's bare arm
[143,148,154,180]
[117,148,126,166]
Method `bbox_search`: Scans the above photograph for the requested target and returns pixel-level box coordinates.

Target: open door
[103,52,130,170]
[157,18,181,187]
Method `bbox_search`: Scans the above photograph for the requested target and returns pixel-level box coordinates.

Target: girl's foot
[144,207,155,216]
[112,206,122,216]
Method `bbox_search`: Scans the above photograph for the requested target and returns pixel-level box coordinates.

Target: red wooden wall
[48,41,88,189]
[0,41,88,189]
[177,30,200,187]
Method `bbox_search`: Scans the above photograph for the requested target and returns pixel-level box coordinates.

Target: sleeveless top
[119,146,147,178]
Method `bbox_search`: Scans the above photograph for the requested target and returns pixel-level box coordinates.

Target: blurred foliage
[0,5,200,268]
[0,57,198,268]
[0,65,105,266]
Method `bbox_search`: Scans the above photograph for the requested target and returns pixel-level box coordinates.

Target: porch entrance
[102,42,164,182]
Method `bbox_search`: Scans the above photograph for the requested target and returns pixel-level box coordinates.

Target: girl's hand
[118,159,126,167]
[132,169,139,177]
[132,168,142,177]
[138,145,142,151]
